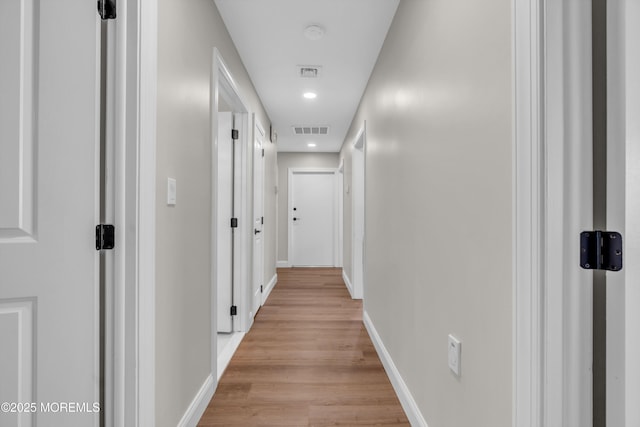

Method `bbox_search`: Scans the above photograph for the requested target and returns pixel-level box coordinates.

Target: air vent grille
[298,65,322,78]
[292,126,329,135]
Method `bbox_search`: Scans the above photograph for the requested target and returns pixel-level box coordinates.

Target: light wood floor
[198,267,410,426]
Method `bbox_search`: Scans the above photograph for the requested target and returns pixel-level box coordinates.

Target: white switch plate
[448,334,461,376]
[167,178,177,206]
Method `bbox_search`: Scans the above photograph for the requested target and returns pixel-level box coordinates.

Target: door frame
[606,1,640,424]
[512,1,543,422]
[109,0,158,425]
[337,162,344,268]
[287,168,340,267]
[211,47,252,339]
[251,118,266,319]
[336,168,344,268]
[351,124,366,300]
[252,118,267,310]
[513,0,594,425]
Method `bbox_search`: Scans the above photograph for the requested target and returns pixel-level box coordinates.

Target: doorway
[288,169,338,267]
[212,49,251,379]
[215,111,236,334]
[351,125,366,299]
[251,120,266,320]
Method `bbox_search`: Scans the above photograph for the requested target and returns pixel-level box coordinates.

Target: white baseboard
[263,273,277,303]
[342,269,354,298]
[217,331,245,382]
[177,374,215,427]
[363,311,429,427]
[276,260,289,268]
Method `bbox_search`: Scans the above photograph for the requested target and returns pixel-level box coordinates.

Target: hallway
[198,268,409,426]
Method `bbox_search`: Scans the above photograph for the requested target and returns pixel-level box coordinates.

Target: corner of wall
[342,269,354,297]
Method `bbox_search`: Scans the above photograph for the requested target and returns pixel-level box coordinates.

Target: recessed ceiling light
[303,92,317,99]
[304,25,325,41]
[308,143,317,147]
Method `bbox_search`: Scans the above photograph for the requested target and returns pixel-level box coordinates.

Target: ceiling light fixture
[304,25,325,41]
[307,143,317,147]
[303,92,317,99]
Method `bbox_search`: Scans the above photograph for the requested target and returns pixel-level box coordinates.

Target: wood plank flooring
[198,267,410,426]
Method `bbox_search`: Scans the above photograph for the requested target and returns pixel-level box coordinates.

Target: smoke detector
[304,25,325,41]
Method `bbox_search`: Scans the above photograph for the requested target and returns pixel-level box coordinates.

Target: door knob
[254,229,261,235]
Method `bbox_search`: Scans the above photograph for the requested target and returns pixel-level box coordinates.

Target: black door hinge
[230,218,238,228]
[261,216,264,225]
[580,230,623,271]
[230,305,237,316]
[98,0,116,20]
[262,148,265,157]
[260,285,263,293]
[231,129,239,140]
[96,224,115,250]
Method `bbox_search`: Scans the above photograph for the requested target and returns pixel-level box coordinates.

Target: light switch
[448,334,461,376]
[167,178,177,206]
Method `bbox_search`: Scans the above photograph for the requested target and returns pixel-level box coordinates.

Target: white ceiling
[214,0,399,152]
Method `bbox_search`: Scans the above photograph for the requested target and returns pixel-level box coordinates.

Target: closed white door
[216,112,234,332]
[0,1,101,426]
[251,124,265,318]
[289,170,336,267]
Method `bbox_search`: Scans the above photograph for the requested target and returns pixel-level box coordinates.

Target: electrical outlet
[448,334,461,376]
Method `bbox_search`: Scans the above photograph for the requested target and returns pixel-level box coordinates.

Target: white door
[0,2,101,427]
[606,1,640,425]
[216,112,234,333]
[289,170,336,267]
[251,123,265,318]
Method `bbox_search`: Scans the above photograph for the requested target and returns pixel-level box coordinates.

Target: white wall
[156,1,273,425]
[341,1,513,425]
[276,152,339,264]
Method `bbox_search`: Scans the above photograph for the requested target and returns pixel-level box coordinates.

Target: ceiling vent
[298,65,322,78]
[292,126,329,135]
